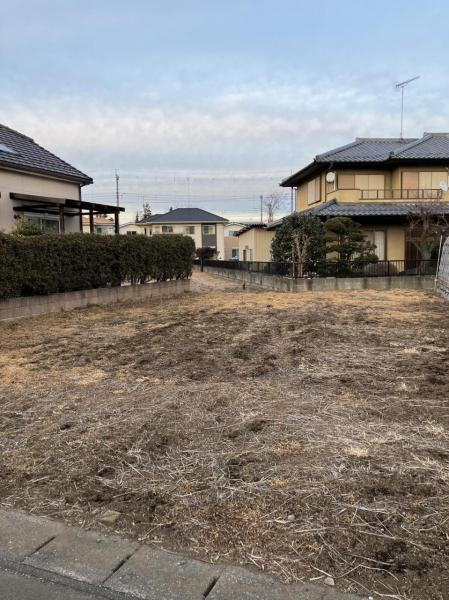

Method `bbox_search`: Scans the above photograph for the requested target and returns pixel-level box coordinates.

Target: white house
[138,208,229,258]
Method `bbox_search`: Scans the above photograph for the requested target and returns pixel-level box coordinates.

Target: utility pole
[115,170,120,207]
[395,76,420,138]
[260,195,263,223]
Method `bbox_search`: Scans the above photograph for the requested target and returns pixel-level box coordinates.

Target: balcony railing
[360,189,443,200]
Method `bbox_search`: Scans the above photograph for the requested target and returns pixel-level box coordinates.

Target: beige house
[138,208,228,258]
[0,124,123,234]
[278,132,449,261]
[236,224,274,261]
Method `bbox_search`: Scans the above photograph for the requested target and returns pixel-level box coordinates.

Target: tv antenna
[395,76,420,138]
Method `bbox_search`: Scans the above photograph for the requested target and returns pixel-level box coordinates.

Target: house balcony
[360,189,443,201]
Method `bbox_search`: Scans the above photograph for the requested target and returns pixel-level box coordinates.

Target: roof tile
[0,124,92,183]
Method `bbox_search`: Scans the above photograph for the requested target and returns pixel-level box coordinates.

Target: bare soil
[1,272,448,599]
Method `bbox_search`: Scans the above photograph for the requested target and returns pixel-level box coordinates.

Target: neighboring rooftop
[138,208,229,224]
[0,124,92,184]
[235,223,267,236]
[282,132,449,187]
[82,216,115,226]
[266,199,449,227]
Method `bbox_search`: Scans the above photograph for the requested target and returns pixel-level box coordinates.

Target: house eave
[0,161,93,186]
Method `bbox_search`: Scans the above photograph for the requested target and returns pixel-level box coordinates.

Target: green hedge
[0,233,195,299]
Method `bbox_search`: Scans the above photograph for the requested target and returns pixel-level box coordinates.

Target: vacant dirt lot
[1,273,448,599]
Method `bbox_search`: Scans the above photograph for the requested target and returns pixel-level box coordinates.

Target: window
[355,174,385,198]
[226,229,239,237]
[402,171,448,198]
[126,231,137,235]
[0,143,16,154]
[338,174,355,189]
[184,226,195,235]
[364,230,386,260]
[26,214,59,232]
[202,224,215,235]
[307,177,321,205]
[231,248,239,259]
[161,225,173,233]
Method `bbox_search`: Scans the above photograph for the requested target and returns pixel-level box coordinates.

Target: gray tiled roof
[393,133,449,159]
[138,207,228,224]
[316,138,416,162]
[306,200,449,217]
[0,124,92,184]
[281,132,449,188]
[316,133,449,163]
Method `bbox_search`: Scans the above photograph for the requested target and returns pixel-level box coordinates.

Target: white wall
[120,222,142,234]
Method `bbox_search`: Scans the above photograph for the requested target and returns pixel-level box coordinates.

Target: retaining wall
[200,265,434,293]
[0,279,190,322]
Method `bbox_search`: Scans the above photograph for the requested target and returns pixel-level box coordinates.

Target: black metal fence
[200,259,437,279]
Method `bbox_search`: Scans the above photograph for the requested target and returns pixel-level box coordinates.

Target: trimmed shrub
[0,233,195,300]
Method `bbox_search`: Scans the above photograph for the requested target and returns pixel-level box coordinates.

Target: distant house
[278,132,449,261]
[0,124,124,234]
[236,223,274,261]
[82,216,115,235]
[138,208,229,258]
[223,221,245,259]
[119,221,141,235]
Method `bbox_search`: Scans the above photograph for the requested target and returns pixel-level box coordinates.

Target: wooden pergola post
[89,208,94,233]
[59,205,65,234]
[78,202,83,232]
[114,211,120,234]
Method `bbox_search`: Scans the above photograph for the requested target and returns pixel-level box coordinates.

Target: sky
[2,0,449,222]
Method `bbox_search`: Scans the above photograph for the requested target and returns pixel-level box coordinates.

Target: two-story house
[138,207,228,258]
[0,124,123,233]
[278,132,449,261]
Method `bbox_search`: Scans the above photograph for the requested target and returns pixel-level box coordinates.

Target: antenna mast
[395,76,420,138]
[115,170,120,207]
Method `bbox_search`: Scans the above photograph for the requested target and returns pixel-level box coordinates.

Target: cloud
[2,76,449,219]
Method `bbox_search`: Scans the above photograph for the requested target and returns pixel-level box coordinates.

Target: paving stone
[0,509,66,561]
[105,545,221,599]
[208,567,364,600]
[0,569,98,600]
[25,527,138,585]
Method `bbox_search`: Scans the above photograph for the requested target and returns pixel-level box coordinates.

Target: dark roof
[138,208,228,224]
[316,138,415,162]
[281,132,449,187]
[0,124,92,184]
[305,199,449,218]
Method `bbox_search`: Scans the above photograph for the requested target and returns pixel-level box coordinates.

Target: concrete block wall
[200,265,434,293]
[0,279,190,322]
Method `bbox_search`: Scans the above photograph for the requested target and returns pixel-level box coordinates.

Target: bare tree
[263,193,283,223]
[142,201,152,219]
[408,202,449,260]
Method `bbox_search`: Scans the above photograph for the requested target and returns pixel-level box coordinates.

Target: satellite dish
[439,181,448,192]
[326,172,336,183]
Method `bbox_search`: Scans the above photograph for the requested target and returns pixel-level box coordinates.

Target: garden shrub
[0,232,195,299]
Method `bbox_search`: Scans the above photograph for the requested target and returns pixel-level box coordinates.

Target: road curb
[0,508,366,599]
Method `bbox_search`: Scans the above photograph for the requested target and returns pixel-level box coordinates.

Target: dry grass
[1,272,448,599]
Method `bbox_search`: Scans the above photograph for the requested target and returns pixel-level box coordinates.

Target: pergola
[11,193,125,234]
